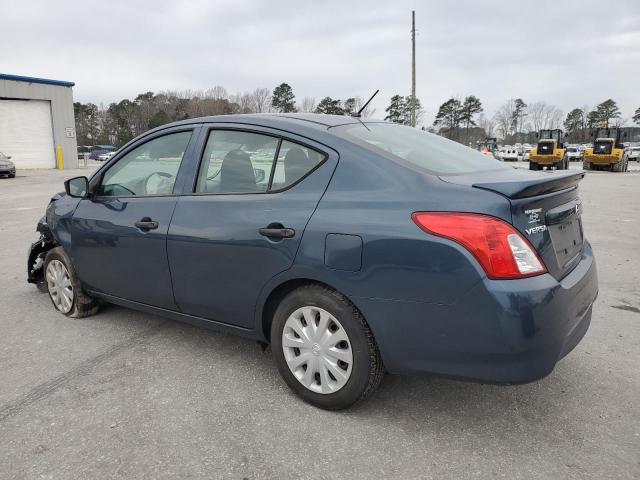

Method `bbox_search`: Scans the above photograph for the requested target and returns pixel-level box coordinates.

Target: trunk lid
[440,168,585,280]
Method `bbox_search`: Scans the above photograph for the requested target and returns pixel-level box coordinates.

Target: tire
[44,247,99,318]
[529,162,540,171]
[583,160,591,170]
[612,159,623,172]
[271,284,384,410]
[9,173,15,178]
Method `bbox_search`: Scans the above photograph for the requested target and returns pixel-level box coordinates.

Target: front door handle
[259,226,295,239]
[134,217,159,231]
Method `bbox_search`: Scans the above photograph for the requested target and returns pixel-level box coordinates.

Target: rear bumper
[586,154,621,165]
[355,241,598,383]
[530,155,562,165]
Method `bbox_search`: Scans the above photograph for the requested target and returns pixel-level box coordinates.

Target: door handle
[259,227,295,239]
[134,217,159,231]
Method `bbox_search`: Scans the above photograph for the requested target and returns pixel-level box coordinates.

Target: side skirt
[88,291,260,341]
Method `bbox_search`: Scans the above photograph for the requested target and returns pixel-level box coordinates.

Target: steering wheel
[207,168,221,181]
[144,171,175,195]
[104,184,136,196]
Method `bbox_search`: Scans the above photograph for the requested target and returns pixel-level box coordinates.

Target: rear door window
[195,131,325,194]
[196,130,278,194]
[270,140,324,190]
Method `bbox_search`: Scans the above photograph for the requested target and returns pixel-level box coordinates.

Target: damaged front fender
[27,216,56,287]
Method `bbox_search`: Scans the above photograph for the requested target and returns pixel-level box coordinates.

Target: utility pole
[410,10,416,128]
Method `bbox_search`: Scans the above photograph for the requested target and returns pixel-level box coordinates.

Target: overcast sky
[2,0,639,124]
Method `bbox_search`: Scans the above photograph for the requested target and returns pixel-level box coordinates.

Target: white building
[0,73,78,169]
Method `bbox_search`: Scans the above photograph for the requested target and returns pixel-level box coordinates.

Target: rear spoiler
[472,171,585,199]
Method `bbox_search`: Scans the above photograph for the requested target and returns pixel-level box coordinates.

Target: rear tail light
[411,212,547,280]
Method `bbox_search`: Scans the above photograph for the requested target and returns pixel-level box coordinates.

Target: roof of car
[164,113,376,130]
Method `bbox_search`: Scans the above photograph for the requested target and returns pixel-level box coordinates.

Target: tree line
[74,82,640,148]
[74,83,376,147]
[431,96,640,145]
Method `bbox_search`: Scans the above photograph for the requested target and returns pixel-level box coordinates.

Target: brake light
[411,212,547,280]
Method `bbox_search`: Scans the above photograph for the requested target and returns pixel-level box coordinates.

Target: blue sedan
[27,114,598,409]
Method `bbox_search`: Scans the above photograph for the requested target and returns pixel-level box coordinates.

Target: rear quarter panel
[255,142,514,330]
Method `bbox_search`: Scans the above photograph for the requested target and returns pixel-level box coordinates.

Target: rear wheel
[44,247,99,318]
[271,284,384,410]
[583,160,591,170]
[612,159,624,172]
[529,162,540,170]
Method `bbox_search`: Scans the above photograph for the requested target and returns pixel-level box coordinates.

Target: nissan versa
[27,114,598,410]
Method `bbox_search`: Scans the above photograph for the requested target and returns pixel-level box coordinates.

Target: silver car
[0,152,16,178]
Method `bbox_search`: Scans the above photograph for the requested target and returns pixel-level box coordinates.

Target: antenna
[352,89,379,118]
[410,10,416,127]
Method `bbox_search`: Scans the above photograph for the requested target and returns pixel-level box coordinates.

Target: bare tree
[251,88,271,113]
[300,97,317,113]
[548,107,564,129]
[207,86,228,100]
[493,99,516,141]
[477,113,494,137]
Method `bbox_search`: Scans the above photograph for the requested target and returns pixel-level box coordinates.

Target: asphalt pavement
[0,164,638,479]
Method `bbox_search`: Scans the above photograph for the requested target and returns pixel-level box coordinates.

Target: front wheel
[271,285,384,410]
[44,247,99,318]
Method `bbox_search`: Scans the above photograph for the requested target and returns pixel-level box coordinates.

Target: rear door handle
[259,227,295,239]
[134,217,159,231]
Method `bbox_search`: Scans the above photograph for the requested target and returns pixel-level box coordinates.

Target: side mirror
[64,176,90,198]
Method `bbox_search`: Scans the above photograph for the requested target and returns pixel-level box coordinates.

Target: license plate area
[548,218,583,270]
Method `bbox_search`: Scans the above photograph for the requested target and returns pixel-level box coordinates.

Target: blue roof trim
[0,73,75,88]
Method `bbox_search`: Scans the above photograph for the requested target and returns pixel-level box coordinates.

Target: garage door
[0,99,55,169]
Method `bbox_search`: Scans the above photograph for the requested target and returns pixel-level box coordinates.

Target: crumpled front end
[27,216,56,287]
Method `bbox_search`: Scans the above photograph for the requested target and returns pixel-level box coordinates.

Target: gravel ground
[0,164,638,480]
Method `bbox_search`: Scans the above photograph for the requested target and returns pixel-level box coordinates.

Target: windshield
[334,123,507,175]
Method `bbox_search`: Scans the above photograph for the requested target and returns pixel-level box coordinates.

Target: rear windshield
[334,123,508,175]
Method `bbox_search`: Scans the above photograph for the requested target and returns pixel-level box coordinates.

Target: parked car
[628,146,640,161]
[89,145,117,160]
[565,146,583,161]
[0,151,16,178]
[501,145,521,161]
[27,114,598,410]
[97,151,117,162]
[522,144,533,160]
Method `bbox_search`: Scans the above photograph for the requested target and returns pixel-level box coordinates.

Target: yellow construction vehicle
[529,129,567,170]
[476,137,499,158]
[583,128,628,172]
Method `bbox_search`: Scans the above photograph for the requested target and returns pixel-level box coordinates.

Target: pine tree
[564,108,585,139]
[433,98,462,138]
[271,83,296,113]
[459,96,483,141]
[315,97,344,115]
[385,95,407,124]
[595,99,621,128]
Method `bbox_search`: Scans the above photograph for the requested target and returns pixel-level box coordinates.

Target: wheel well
[261,279,338,342]
[27,238,57,285]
